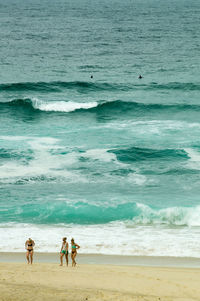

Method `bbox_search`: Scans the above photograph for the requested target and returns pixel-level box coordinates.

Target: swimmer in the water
[138,75,143,79]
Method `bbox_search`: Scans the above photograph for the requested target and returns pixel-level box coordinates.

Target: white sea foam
[0,136,129,184]
[134,203,200,227]
[185,148,200,170]
[0,221,199,257]
[102,120,200,136]
[127,173,147,185]
[81,149,117,163]
[0,136,59,143]
[31,98,98,112]
[0,136,87,183]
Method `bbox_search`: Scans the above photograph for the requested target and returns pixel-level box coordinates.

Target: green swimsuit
[61,250,68,255]
[61,242,68,255]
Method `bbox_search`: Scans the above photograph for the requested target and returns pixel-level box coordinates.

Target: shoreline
[1,252,200,268]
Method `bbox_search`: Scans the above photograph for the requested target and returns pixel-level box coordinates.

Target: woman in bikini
[60,237,69,266]
[25,238,35,264]
[71,238,80,267]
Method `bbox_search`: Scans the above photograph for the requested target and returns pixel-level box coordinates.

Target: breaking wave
[1,98,200,114]
[1,199,200,227]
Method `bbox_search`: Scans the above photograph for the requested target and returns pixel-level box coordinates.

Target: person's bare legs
[71,253,74,267]
[30,251,33,264]
[65,254,68,266]
[26,251,30,264]
[71,253,77,267]
[60,253,64,266]
[73,253,77,266]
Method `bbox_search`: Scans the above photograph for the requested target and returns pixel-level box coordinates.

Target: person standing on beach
[71,238,80,267]
[60,237,69,266]
[25,238,35,264]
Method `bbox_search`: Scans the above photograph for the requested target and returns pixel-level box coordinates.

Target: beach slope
[0,262,199,301]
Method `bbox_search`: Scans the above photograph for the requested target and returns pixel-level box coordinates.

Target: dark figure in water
[138,75,143,79]
[91,75,93,79]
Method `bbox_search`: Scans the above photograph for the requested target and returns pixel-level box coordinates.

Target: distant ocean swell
[1,201,200,227]
[2,98,200,114]
[0,80,200,93]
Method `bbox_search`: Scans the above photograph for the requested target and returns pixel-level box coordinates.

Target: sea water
[0,0,200,256]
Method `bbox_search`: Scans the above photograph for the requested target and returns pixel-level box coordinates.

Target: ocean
[0,0,200,257]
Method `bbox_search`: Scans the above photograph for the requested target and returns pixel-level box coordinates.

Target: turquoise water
[0,0,200,255]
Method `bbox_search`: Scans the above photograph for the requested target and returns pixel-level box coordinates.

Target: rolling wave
[1,98,200,114]
[132,203,200,227]
[0,80,200,93]
[1,200,200,227]
[0,81,129,93]
[109,146,189,163]
[0,98,98,113]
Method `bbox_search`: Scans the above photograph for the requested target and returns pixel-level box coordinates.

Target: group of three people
[25,237,80,267]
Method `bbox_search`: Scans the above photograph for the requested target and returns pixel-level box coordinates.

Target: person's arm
[60,243,63,253]
[66,242,69,251]
[25,241,28,250]
[75,244,80,249]
[32,240,35,247]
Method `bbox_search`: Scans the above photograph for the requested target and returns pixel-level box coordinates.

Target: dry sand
[0,261,200,301]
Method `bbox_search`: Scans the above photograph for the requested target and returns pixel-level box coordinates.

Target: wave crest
[1,199,200,227]
[0,81,130,93]
[2,98,200,114]
[1,80,200,93]
[1,98,98,113]
[109,146,188,163]
[33,99,98,112]
[132,203,200,227]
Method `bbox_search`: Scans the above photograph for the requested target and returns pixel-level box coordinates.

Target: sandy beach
[0,254,200,301]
